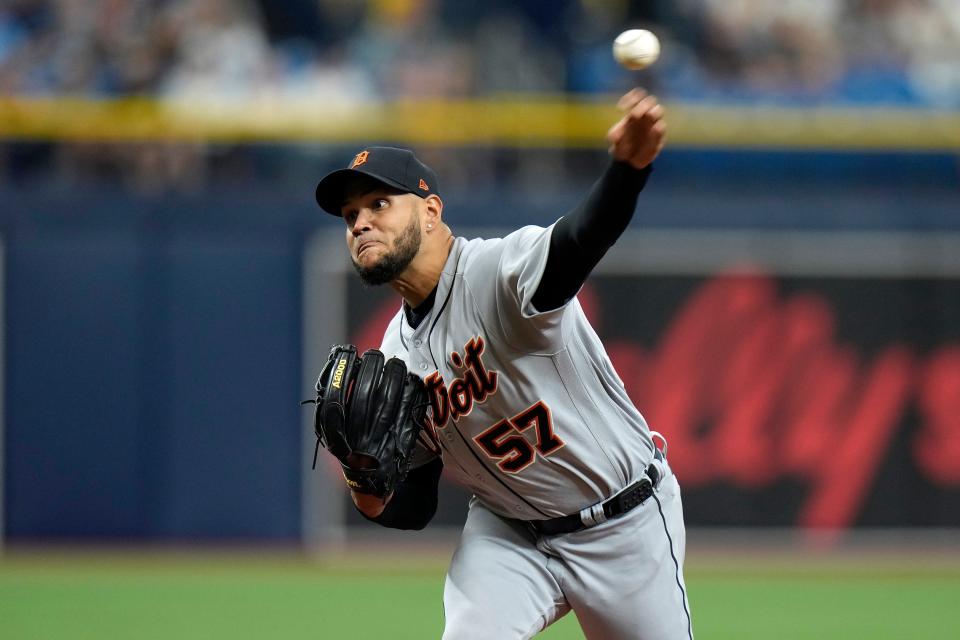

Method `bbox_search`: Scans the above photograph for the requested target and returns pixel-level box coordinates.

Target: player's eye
[373,198,389,210]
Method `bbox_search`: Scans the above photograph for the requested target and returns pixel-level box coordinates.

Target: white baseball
[613,29,660,70]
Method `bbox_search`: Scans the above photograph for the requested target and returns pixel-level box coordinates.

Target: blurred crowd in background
[2,0,959,106]
[1,0,959,192]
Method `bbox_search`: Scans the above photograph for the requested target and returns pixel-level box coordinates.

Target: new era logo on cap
[315,146,440,216]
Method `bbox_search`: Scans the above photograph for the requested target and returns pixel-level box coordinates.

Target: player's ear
[422,194,443,231]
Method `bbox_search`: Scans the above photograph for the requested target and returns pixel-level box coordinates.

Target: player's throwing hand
[607,88,666,170]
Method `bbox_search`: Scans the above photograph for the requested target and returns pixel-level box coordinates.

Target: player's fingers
[617,89,644,110]
[648,121,667,150]
[621,100,665,141]
[627,95,661,124]
[617,88,647,112]
[645,102,665,122]
[652,120,667,138]
[606,115,628,144]
[609,94,667,165]
[609,129,639,162]
[612,111,667,167]
[608,120,643,155]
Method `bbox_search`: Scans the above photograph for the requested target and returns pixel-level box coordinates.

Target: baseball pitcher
[310,89,693,639]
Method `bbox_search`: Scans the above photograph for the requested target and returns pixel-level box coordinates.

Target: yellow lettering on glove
[332,358,348,389]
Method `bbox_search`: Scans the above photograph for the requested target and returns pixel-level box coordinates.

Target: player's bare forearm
[351,490,392,517]
[353,458,443,530]
[344,451,393,516]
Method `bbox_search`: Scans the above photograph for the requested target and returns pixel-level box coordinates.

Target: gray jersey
[380,225,657,520]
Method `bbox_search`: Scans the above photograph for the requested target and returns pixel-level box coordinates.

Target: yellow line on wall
[1,97,958,150]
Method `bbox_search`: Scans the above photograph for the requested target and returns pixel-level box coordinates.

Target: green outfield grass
[2,547,958,639]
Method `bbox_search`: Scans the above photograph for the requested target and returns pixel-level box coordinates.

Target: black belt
[528,448,664,537]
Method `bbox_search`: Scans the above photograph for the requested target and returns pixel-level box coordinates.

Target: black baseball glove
[308,344,427,498]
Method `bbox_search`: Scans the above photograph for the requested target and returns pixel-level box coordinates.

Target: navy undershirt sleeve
[359,457,443,530]
[531,161,652,312]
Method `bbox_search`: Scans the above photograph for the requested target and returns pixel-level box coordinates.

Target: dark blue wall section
[3,194,306,540]
[7,229,146,537]
[158,234,301,538]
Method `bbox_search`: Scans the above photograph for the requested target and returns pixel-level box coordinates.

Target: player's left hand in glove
[307,344,428,500]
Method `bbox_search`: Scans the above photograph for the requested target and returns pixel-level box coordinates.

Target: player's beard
[351,214,422,286]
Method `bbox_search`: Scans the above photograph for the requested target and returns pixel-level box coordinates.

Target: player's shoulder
[454,225,552,271]
[504,224,553,250]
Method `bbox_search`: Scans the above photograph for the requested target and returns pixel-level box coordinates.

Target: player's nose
[350,208,374,235]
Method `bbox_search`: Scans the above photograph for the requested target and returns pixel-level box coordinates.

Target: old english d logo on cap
[350,150,369,168]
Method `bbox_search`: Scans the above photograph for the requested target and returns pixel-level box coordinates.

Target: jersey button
[414,339,422,347]
[419,363,428,370]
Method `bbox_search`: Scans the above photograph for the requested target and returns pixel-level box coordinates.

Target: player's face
[342,188,422,286]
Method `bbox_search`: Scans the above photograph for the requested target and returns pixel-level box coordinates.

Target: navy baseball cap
[315,146,440,216]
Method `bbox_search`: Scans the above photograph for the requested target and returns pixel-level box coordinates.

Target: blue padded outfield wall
[2,148,958,540]
[3,191,306,540]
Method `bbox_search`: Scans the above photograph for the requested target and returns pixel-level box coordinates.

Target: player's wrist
[609,158,654,177]
[351,490,393,517]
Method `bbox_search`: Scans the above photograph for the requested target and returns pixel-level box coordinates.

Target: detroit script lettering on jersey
[425,336,498,428]
[421,335,567,474]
